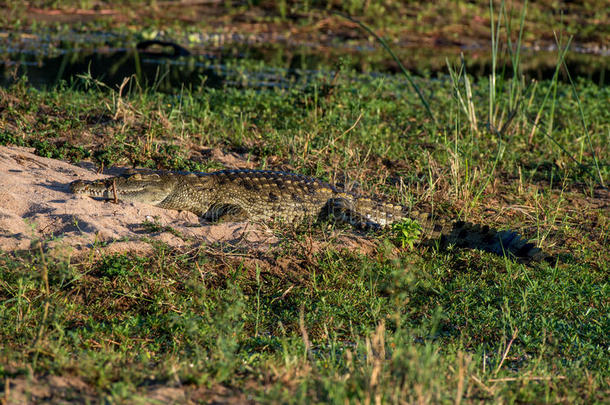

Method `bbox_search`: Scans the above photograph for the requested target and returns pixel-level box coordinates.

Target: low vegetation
[2,0,609,49]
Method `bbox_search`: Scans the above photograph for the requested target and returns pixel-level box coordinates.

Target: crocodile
[70,169,547,261]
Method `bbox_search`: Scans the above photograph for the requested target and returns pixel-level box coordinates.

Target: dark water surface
[1,32,607,91]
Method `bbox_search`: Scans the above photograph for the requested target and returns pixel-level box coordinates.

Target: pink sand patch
[0,145,276,256]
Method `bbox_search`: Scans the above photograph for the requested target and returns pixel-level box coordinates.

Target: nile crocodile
[70,169,547,261]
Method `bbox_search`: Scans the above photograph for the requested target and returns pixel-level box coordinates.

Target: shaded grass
[0,240,607,402]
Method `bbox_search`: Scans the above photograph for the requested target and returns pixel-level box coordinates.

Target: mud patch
[2,375,96,404]
[2,375,254,404]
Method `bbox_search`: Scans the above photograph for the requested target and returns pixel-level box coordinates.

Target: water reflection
[0,36,607,91]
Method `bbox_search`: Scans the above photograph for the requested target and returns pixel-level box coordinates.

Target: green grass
[1,1,609,403]
[0,241,607,402]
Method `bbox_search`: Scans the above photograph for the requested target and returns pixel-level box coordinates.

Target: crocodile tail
[348,196,408,229]
[411,211,548,262]
[344,199,547,262]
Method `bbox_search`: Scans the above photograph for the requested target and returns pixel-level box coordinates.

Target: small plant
[98,253,141,278]
[391,218,422,249]
[142,218,186,240]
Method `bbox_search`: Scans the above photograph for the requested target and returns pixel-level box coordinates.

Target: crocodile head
[70,173,180,206]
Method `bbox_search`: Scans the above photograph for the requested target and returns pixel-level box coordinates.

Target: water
[0,31,607,92]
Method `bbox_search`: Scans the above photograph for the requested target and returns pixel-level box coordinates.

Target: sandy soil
[0,145,377,260]
[0,145,278,257]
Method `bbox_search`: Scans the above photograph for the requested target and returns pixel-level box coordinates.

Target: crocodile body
[70,169,546,261]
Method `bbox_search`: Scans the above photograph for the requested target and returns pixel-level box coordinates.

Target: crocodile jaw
[70,173,179,206]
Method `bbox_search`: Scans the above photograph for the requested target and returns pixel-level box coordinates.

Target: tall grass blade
[446,56,478,133]
[560,52,605,187]
[335,12,437,128]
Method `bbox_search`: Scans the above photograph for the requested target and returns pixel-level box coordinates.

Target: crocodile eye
[130,174,142,180]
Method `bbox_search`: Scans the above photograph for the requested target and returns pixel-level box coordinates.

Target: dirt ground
[2,374,254,404]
